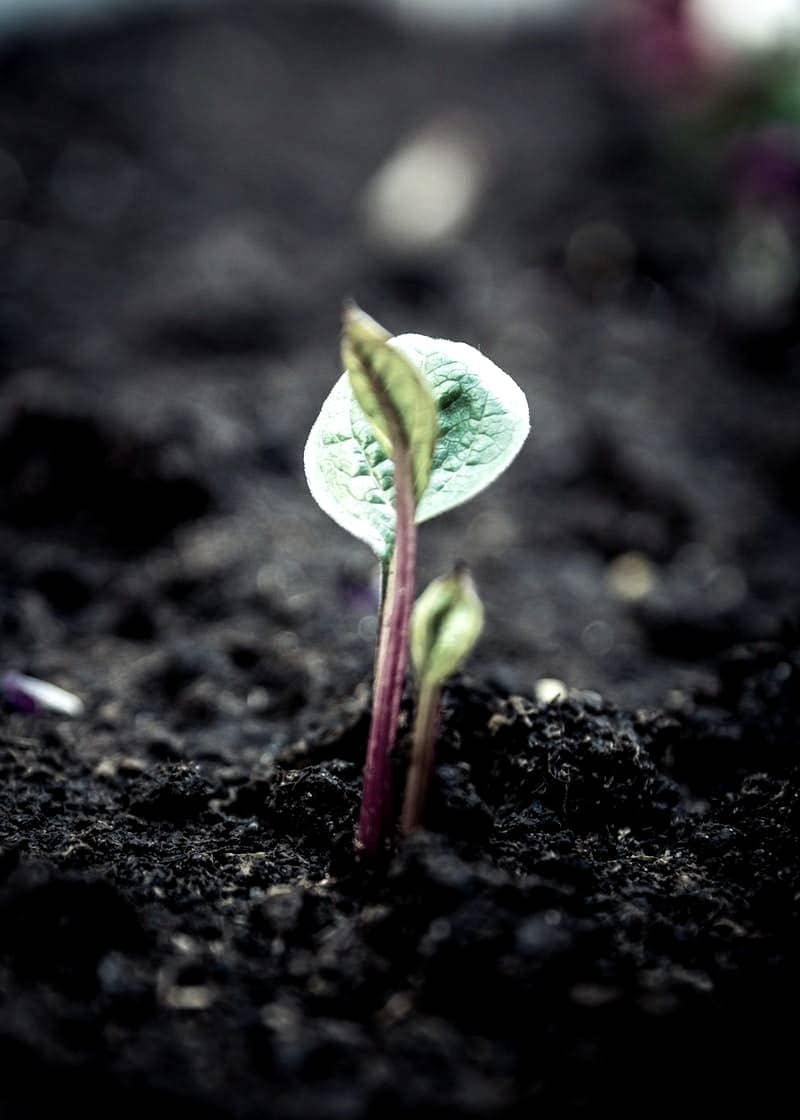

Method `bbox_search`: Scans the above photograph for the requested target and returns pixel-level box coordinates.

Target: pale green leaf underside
[304,334,531,558]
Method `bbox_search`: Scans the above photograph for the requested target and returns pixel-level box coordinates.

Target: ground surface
[0,2,798,1116]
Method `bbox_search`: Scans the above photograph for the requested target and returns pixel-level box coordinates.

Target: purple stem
[356,438,417,858]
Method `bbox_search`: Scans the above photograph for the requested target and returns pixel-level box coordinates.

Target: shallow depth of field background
[1,0,799,717]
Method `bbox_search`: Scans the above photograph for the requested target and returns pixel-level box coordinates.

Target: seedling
[400,564,483,836]
[305,305,529,856]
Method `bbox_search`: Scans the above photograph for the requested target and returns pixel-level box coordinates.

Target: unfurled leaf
[411,564,483,686]
[304,330,530,559]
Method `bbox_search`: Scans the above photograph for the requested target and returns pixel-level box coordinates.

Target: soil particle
[125,763,216,821]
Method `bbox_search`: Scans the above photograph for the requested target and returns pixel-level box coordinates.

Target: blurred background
[0,0,799,735]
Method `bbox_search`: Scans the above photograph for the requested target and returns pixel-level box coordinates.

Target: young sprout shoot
[305,305,529,857]
[400,564,483,837]
[340,304,437,858]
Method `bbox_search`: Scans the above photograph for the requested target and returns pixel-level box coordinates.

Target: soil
[0,2,798,1116]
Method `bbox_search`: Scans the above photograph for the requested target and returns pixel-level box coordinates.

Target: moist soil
[0,3,798,1116]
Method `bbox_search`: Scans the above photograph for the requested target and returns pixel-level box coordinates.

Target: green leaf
[304,331,530,559]
[411,565,484,686]
[342,305,438,504]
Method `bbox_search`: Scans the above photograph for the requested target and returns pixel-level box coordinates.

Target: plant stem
[356,439,417,858]
[399,676,441,836]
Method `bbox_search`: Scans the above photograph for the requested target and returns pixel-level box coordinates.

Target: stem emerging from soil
[399,676,440,836]
[356,420,417,858]
[399,563,484,836]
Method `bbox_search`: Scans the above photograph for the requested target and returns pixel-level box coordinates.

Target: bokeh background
[1,0,799,734]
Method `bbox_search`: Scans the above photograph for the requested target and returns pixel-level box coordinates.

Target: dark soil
[0,2,798,1116]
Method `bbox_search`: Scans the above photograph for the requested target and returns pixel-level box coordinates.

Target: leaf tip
[341,297,360,326]
[342,302,390,347]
